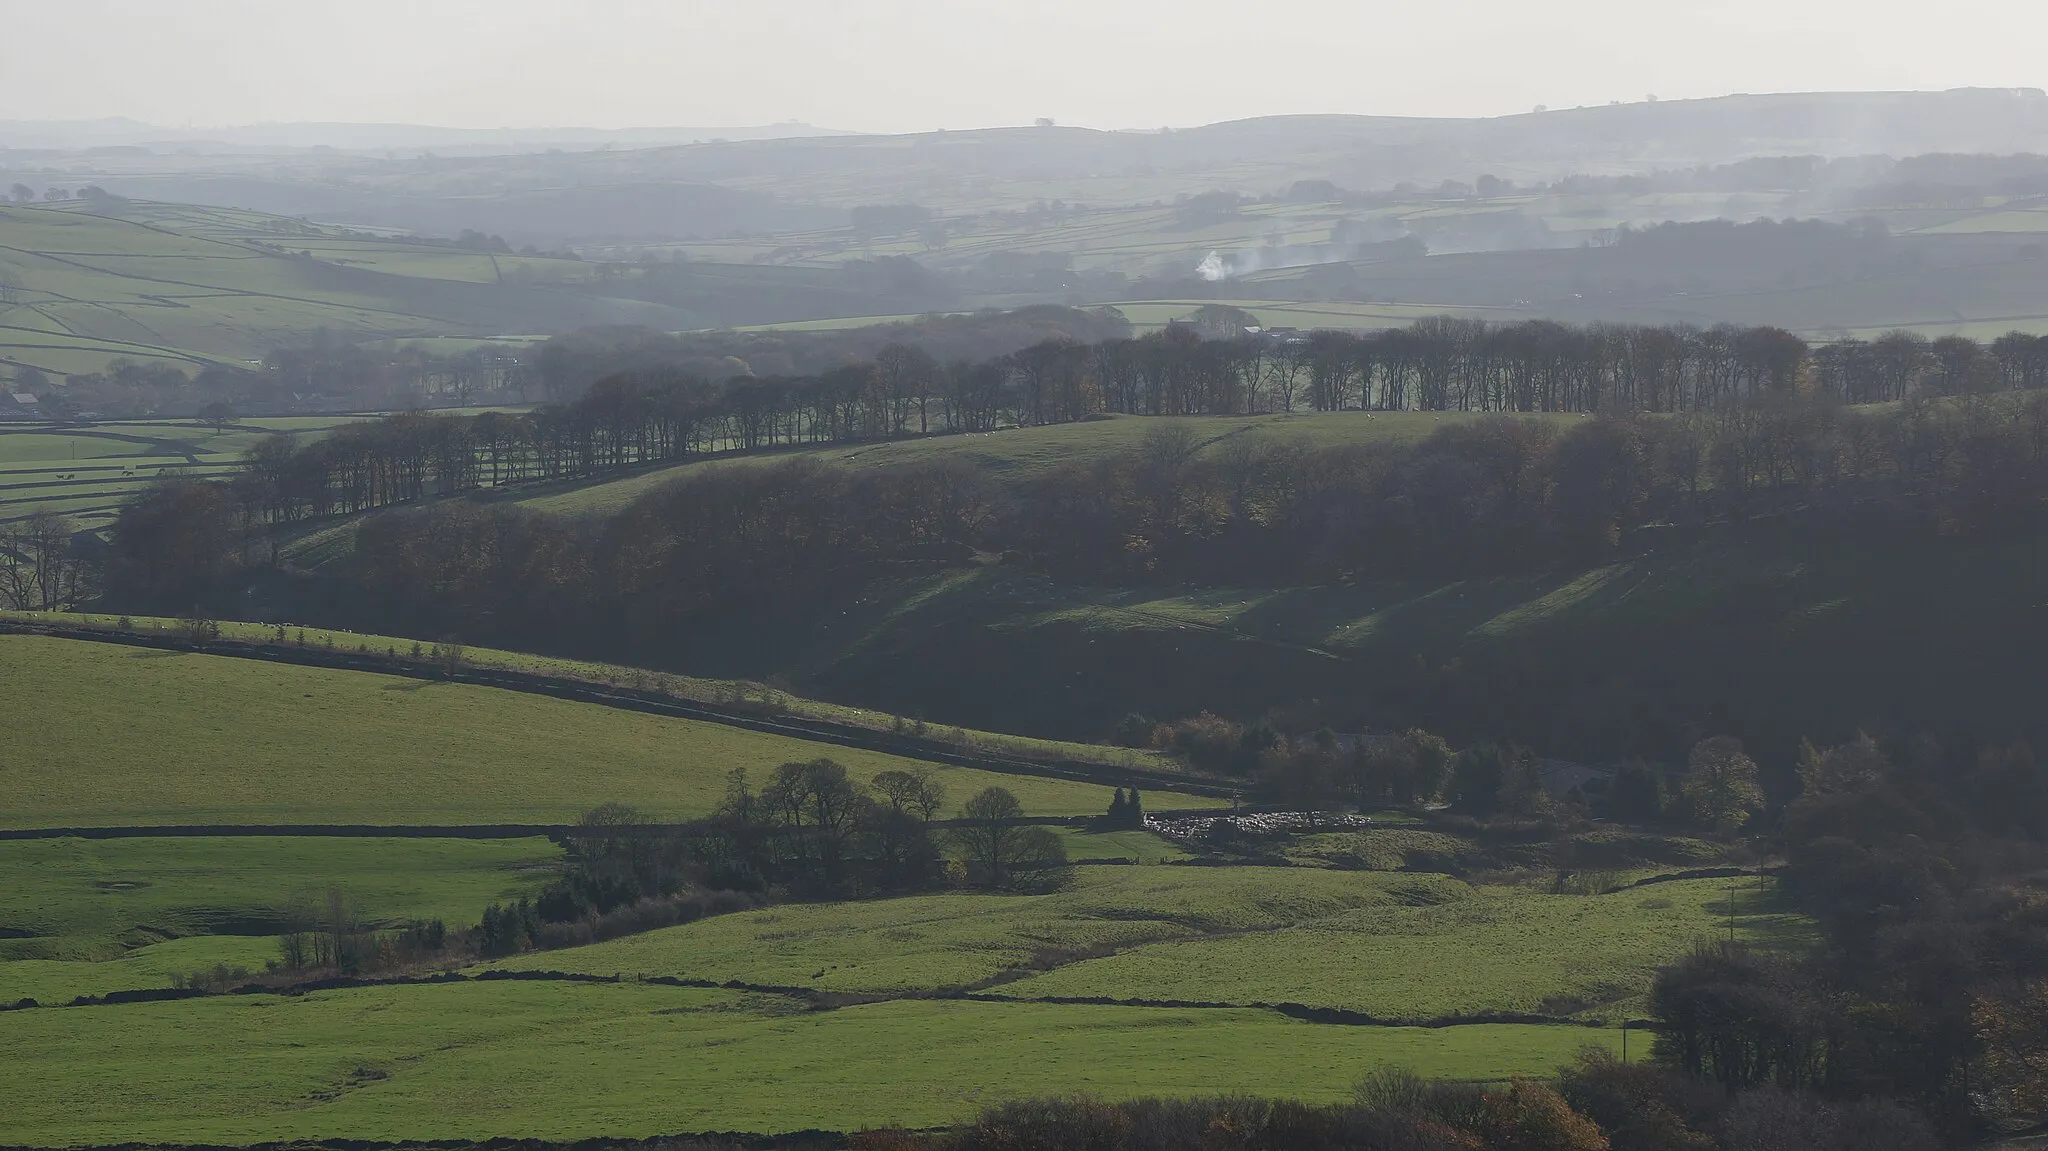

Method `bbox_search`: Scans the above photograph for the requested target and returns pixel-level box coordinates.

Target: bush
[1606,765,1666,823]
[1110,712,1155,748]
[1152,712,1246,773]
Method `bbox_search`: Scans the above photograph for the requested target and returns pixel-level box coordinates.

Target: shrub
[1152,712,1245,773]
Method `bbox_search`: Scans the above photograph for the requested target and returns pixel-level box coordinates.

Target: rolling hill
[0,202,699,376]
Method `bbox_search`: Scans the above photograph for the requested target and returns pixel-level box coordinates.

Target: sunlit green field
[490,867,1432,993]
[1001,877,1806,1020]
[0,835,563,1003]
[0,933,282,1006]
[492,868,1801,1022]
[2,613,1200,774]
[0,836,562,959]
[0,980,1620,1143]
[0,635,1194,828]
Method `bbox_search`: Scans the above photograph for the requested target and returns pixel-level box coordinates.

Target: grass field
[0,835,563,1002]
[490,867,1439,993]
[491,867,1799,1022]
[0,836,563,959]
[1000,877,1808,1020]
[0,635,1207,827]
[0,933,283,1006]
[2,612,1199,774]
[0,617,1807,1141]
[0,979,1620,1142]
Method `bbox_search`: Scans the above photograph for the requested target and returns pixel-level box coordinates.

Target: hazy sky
[3,0,2044,132]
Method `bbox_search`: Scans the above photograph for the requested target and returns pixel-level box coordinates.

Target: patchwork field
[0,417,362,529]
[0,629,1810,1144]
[0,202,687,377]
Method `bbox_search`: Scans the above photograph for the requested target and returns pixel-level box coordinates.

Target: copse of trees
[0,511,93,610]
[1643,728,2048,1139]
[475,769,955,958]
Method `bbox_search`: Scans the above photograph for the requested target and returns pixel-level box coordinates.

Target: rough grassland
[1003,877,1811,1020]
[0,981,1619,1143]
[490,868,1452,993]
[0,635,1189,827]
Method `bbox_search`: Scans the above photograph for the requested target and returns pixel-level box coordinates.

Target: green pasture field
[0,836,562,961]
[0,634,1210,827]
[489,866,1434,993]
[1003,877,1811,1021]
[1054,827,1191,863]
[491,867,1800,1022]
[1281,827,1498,871]
[0,933,281,1006]
[2,612,1198,775]
[0,979,1621,1142]
[0,836,562,1002]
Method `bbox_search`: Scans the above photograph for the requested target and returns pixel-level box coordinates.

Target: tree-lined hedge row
[231,321,2048,522]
